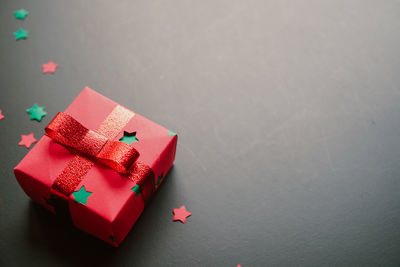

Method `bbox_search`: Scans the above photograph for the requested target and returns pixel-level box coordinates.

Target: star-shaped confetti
[26,104,47,121]
[156,173,163,186]
[120,131,139,145]
[168,130,177,136]
[72,186,92,205]
[131,184,141,197]
[14,9,29,20]
[18,133,37,148]
[13,28,28,40]
[42,61,59,74]
[0,109,4,120]
[173,205,191,223]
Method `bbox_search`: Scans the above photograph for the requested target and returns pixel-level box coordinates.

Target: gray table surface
[1,0,400,266]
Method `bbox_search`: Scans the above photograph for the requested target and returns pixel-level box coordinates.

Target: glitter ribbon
[45,106,155,204]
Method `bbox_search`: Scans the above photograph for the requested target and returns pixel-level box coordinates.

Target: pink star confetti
[18,133,37,148]
[172,205,192,223]
[0,109,4,120]
[42,61,58,74]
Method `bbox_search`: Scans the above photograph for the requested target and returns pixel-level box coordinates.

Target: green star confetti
[168,130,177,136]
[72,186,92,205]
[26,104,47,121]
[120,131,138,144]
[14,9,28,20]
[13,28,28,40]
[156,173,163,186]
[131,184,141,197]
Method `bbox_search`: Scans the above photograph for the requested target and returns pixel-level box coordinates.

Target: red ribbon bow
[45,111,155,203]
[46,112,140,173]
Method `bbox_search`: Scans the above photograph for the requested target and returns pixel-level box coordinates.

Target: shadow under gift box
[14,87,177,246]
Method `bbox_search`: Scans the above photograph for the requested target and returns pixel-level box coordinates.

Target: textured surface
[1,0,400,266]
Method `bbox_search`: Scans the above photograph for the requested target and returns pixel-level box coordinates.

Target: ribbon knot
[45,112,140,174]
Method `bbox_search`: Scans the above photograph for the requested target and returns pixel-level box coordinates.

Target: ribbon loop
[46,112,92,149]
[45,112,140,173]
[97,140,139,173]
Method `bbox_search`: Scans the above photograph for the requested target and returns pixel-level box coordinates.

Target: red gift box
[14,87,177,246]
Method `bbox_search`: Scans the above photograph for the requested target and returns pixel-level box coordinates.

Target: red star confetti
[172,205,191,223]
[0,109,4,120]
[42,61,58,74]
[18,133,37,148]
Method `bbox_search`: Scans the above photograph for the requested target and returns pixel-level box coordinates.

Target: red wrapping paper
[14,87,177,246]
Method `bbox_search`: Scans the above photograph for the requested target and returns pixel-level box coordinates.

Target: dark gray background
[0,0,400,266]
